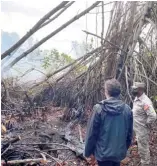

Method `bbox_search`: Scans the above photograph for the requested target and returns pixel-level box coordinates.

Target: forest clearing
[1,1,157,166]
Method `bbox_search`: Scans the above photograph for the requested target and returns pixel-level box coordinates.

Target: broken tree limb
[12,142,82,155]
[125,66,133,102]
[82,30,128,54]
[6,136,21,145]
[78,124,83,143]
[135,57,149,95]
[34,149,62,165]
[40,153,47,164]
[13,142,81,152]
[39,1,75,29]
[1,158,49,165]
[96,1,114,7]
[1,144,11,156]
[101,1,105,46]
[7,1,101,68]
[26,148,70,152]
[1,1,69,59]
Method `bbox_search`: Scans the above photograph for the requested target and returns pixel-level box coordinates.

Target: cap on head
[132,82,145,89]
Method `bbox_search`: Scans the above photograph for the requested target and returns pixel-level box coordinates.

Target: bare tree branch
[101,1,104,46]
[82,30,127,53]
[39,1,75,29]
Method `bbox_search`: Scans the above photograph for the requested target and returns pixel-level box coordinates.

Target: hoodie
[84,97,133,162]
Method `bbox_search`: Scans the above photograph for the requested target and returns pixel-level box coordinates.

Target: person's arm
[84,104,101,158]
[144,103,156,126]
[126,109,133,149]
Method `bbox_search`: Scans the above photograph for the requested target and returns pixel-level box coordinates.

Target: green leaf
[41,49,74,72]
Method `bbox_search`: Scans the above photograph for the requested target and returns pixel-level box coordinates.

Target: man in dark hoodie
[84,79,133,166]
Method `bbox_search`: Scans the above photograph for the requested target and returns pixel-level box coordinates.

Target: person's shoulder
[124,103,131,109]
[123,103,132,114]
[93,101,105,113]
[142,94,152,105]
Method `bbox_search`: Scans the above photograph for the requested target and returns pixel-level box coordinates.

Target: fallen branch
[40,1,75,29]
[135,57,149,95]
[96,1,114,7]
[1,158,48,165]
[1,144,11,156]
[125,66,133,102]
[3,136,21,145]
[82,30,127,54]
[78,124,83,143]
[34,149,62,166]
[13,142,79,151]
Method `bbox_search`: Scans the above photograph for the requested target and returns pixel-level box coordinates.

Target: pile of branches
[1,1,157,111]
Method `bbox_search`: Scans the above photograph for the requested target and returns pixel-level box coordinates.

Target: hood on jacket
[100,97,125,115]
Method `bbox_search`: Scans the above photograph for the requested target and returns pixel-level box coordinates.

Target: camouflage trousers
[134,123,150,165]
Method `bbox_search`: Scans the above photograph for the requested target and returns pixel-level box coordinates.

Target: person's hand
[86,155,96,165]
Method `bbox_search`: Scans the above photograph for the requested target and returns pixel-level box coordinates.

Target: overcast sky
[1,1,112,54]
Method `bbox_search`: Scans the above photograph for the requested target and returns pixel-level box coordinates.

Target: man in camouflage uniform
[132,82,156,166]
